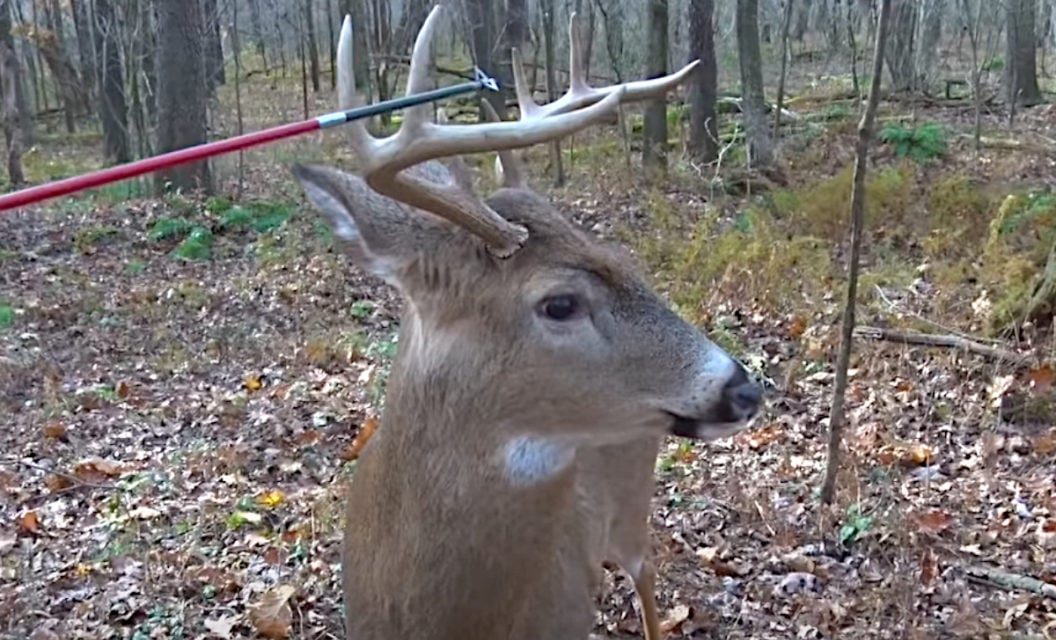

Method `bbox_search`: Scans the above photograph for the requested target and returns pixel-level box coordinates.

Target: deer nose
[721,366,762,422]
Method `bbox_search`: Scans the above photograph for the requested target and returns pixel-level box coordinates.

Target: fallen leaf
[264,546,287,566]
[73,457,124,482]
[248,584,296,639]
[204,616,238,639]
[19,510,41,534]
[787,315,808,339]
[740,422,784,450]
[904,443,934,467]
[258,490,285,509]
[342,415,379,461]
[244,373,264,392]
[915,510,954,535]
[115,380,132,399]
[1033,428,1056,456]
[919,547,938,586]
[1027,364,1053,393]
[42,422,66,439]
[659,604,691,633]
[44,474,73,492]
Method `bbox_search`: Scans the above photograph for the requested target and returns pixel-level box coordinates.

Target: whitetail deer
[293,5,761,639]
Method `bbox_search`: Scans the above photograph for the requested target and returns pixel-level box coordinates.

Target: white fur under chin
[500,436,576,487]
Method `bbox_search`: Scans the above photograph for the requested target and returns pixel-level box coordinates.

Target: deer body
[295,6,761,639]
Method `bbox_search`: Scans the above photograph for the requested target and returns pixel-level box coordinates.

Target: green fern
[880,122,947,162]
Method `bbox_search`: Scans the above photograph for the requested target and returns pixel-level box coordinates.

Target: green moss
[172,227,213,261]
[149,217,196,242]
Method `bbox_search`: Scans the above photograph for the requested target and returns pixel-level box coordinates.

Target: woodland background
[1,0,1056,638]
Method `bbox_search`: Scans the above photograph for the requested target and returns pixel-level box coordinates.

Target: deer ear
[292,163,413,286]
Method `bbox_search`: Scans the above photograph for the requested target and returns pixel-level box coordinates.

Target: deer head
[292,5,761,477]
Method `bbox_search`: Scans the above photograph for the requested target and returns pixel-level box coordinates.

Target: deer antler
[511,12,700,122]
[337,4,697,257]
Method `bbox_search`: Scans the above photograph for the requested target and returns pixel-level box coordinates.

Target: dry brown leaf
[740,422,784,451]
[44,474,73,492]
[659,604,692,633]
[915,510,955,535]
[248,584,296,639]
[42,422,66,439]
[1033,429,1056,456]
[115,379,132,399]
[1027,364,1053,393]
[787,315,808,339]
[342,415,379,461]
[919,548,938,586]
[19,510,41,534]
[73,457,124,482]
[264,546,287,566]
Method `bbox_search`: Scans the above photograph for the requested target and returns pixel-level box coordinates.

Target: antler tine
[337,15,372,151]
[404,5,444,131]
[568,12,589,95]
[480,100,528,190]
[511,47,543,119]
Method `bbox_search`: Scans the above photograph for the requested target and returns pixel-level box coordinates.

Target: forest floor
[2,69,1056,639]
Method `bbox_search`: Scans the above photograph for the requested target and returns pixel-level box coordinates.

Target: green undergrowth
[147,196,296,262]
[880,122,947,162]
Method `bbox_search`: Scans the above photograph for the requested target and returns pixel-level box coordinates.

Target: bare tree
[94,0,129,163]
[774,0,795,134]
[595,0,626,82]
[500,0,529,118]
[69,0,94,101]
[884,0,915,93]
[202,0,226,92]
[821,0,893,505]
[642,0,669,174]
[339,0,371,99]
[1006,0,1043,106]
[959,0,999,151]
[247,0,269,72]
[464,0,502,117]
[540,0,564,186]
[688,0,718,163]
[305,0,321,92]
[0,0,25,185]
[155,0,211,194]
[737,0,774,167]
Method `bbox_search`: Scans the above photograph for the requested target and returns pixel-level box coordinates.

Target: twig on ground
[962,564,1056,599]
[872,285,1002,344]
[854,326,1030,366]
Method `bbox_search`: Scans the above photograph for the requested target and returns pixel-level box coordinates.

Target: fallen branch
[854,326,1029,366]
[962,564,1056,599]
[970,135,1056,155]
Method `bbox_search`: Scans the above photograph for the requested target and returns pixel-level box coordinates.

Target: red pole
[0,119,320,212]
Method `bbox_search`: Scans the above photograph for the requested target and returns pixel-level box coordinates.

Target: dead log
[962,565,1056,599]
[854,326,1029,366]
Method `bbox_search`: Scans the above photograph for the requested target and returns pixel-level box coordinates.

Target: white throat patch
[500,436,575,487]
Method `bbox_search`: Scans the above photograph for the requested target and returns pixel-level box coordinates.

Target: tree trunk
[595,0,625,82]
[69,0,95,102]
[305,0,321,92]
[155,0,211,194]
[792,0,810,41]
[247,0,269,72]
[688,0,718,163]
[642,0,669,174]
[0,0,25,185]
[541,0,564,186]
[737,0,774,167]
[1007,0,1043,106]
[883,0,915,93]
[821,0,893,505]
[916,0,945,89]
[202,0,226,92]
[94,0,130,163]
[37,0,89,131]
[465,0,503,118]
[774,0,795,134]
[500,0,528,119]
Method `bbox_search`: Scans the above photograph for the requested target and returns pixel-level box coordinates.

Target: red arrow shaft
[0,118,320,212]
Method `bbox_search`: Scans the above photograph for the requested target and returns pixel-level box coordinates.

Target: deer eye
[539,294,581,321]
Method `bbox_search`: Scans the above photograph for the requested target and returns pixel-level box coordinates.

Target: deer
[292,5,762,639]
